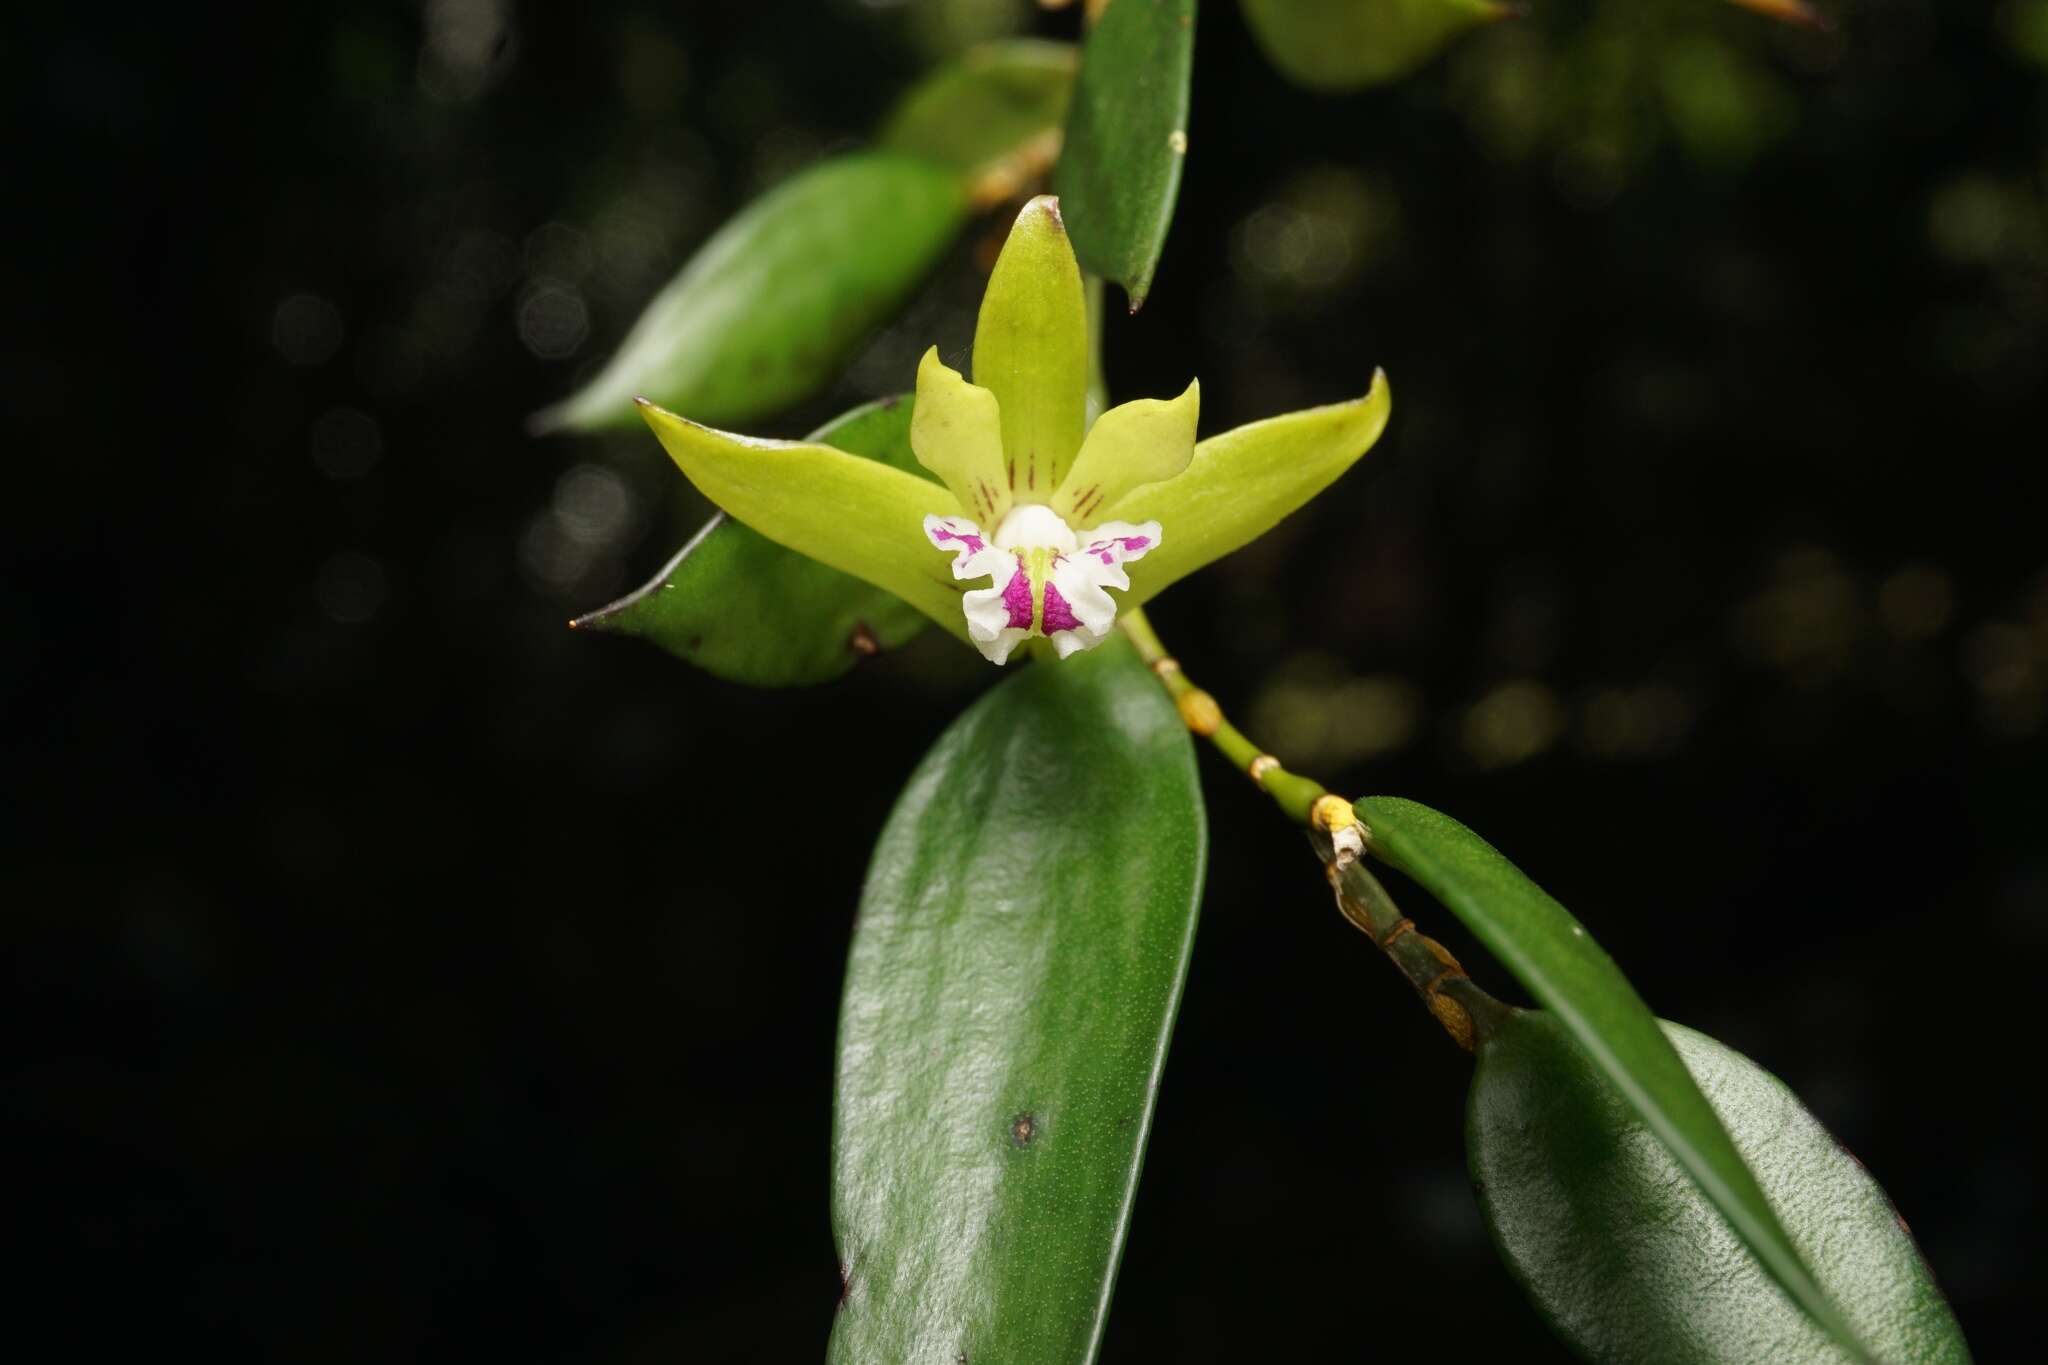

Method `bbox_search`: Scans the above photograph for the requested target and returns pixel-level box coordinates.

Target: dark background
[11,0,2046,1359]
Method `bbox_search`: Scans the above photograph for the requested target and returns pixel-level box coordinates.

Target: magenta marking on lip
[930,524,986,554]
[1041,582,1081,633]
[1085,533,1151,564]
[1002,558,1034,629]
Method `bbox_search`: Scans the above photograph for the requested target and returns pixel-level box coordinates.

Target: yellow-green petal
[973,196,1089,497]
[911,347,1012,526]
[1107,369,1392,609]
[637,399,972,642]
[1053,380,1199,524]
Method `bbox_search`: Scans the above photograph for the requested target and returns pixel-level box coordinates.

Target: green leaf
[1354,797,1880,1365]
[878,39,1077,186]
[831,635,1206,1364]
[636,396,970,643]
[1051,0,1197,309]
[572,398,936,684]
[1240,0,1510,92]
[531,154,966,434]
[1471,1011,1971,1364]
[1109,369,1390,608]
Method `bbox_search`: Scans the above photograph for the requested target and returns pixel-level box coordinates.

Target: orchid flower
[636,195,1390,665]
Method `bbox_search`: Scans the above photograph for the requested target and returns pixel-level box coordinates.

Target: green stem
[1121,606,1514,1050]
[1083,274,1109,426]
[1119,608,1329,825]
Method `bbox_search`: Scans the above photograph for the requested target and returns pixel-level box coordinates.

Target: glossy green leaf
[830,635,1206,1364]
[974,196,1090,495]
[1108,369,1390,608]
[531,154,966,434]
[1051,0,1196,309]
[1241,0,1510,92]
[1356,797,1879,1365]
[1471,1011,1970,1364]
[636,397,970,643]
[572,399,936,685]
[878,39,1077,184]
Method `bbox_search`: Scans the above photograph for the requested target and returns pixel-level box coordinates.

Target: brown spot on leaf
[1009,1112,1037,1148]
[848,621,880,656]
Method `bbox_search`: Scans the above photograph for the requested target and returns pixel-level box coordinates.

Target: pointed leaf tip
[1052,0,1195,307]
[1356,798,1886,1365]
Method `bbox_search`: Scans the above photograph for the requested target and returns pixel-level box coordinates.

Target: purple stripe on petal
[1041,582,1081,634]
[1002,557,1034,629]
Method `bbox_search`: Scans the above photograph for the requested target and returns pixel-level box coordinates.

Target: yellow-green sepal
[973,196,1089,496]
[574,396,933,687]
[1108,369,1391,609]
[636,399,972,642]
[911,347,1012,526]
[1053,381,1199,524]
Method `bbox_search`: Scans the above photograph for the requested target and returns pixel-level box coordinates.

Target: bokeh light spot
[315,550,389,625]
[308,406,384,480]
[272,292,345,367]
[518,283,590,360]
[1460,680,1566,770]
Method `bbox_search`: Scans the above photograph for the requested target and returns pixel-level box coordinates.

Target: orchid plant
[542,4,1972,1362]
[636,196,1388,668]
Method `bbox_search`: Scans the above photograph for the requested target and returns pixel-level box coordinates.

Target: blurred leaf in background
[1446,0,1809,196]
[878,37,1076,194]
[1242,0,1516,91]
[530,154,966,434]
